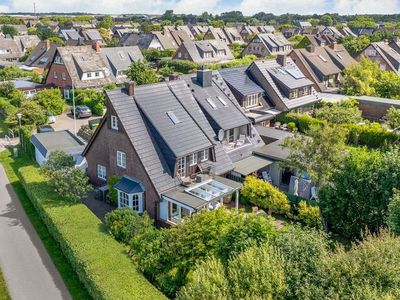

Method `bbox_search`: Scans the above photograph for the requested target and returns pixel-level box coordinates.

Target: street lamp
[16,113,22,146]
[72,79,76,135]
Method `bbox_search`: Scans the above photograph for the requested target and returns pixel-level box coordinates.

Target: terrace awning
[233,155,274,176]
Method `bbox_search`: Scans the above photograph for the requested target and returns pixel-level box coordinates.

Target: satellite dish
[218,129,224,141]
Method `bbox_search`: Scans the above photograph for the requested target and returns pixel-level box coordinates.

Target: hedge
[18,165,166,300]
[276,112,400,148]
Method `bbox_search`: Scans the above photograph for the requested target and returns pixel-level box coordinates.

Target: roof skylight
[206,98,217,110]
[337,53,343,60]
[216,96,228,107]
[166,111,181,124]
[318,55,327,62]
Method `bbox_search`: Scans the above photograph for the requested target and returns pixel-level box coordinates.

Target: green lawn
[0,266,10,300]
[0,150,91,300]
[0,117,8,138]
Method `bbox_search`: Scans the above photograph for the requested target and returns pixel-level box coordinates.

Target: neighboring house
[239,25,259,42]
[281,27,301,38]
[357,42,400,76]
[297,34,338,48]
[242,33,292,57]
[339,26,357,37]
[223,27,245,44]
[352,28,375,36]
[219,67,279,126]
[318,26,344,39]
[14,35,40,53]
[10,79,49,98]
[31,130,86,167]
[113,27,137,38]
[189,25,211,38]
[25,40,60,72]
[297,21,312,29]
[119,33,164,50]
[173,40,234,64]
[164,25,195,40]
[81,29,105,46]
[3,24,28,35]
[37,24,60,33]
[0,35,40,62]
[83,70,270,224]
[204,27,229,43]
[389,36,400,53]
[152,31,187,50]
[290,44,356,92]
[59,29,82,41]
[99,46,144,84]
[45,44,112,99]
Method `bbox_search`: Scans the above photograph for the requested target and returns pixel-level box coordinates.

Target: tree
[374,71,400,99]
[33,88,65,115]
[320,147,400,239]
[0,81,16,97]
[241,176,290,215]
[49,167,93,203]
[387,189,400,235]
[75,89,105,116]
[320,14,334,26]
[227,244,287,299]
[1,25,18,37]
[125,60,159,85]
[98,27,111,44]
[295,201,323,229]
[275,225,329,300]
[98,15,113,29]
[314,99,363,124]
[37,27,56,40]
[341,56,380,96]
[41,151,74,174]
[10,100,47,126]
[340,35,370,56]
[386,106,400,129]
[281,122,347,188]
[27,27,38,35]
[177,257,229,300]
[348,15,377,29]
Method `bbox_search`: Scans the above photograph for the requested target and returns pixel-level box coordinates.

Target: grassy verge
[0,150,91,300]
[0,266,10,300]
[2,149,166,300]
[0,117,8,138]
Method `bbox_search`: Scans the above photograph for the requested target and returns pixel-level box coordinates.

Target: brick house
[83,70,274,225]
[242,33,292,57]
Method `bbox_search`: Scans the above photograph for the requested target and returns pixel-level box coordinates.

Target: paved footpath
[0,165,71,300]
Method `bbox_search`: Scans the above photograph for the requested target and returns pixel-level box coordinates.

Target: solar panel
[166,111,180,124]
[206,98,217,110]
[216,96,228,107]
[286,68,305,79]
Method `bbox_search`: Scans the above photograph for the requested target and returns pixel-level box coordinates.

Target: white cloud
[174,0,220,14]
[333,0,399,14]
[238,0,328,15]
[0,4,9,13]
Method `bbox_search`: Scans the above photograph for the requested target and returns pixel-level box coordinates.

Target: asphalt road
[0,165,71,300]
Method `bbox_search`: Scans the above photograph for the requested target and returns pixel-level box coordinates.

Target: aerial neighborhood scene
[1,0,400,299]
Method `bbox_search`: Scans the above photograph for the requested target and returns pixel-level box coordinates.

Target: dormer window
[54,55,63,64]
[189,153,198,166]
[176,157,186,178]
[87,73,92,78]
[289,89,298,99]
[200,149,209,161]
[111,115,118,130]
[246,94,258,108]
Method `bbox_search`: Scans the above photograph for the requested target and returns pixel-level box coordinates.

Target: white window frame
[132,193,140,211]
[119,191,129,207]
[95,71,100,77]
[176,157,186,178]
[87,72,92,78]
[200,149,209,162]
[111,115,118,130]
[61,72,66,80]
[117,151,126,168]
[97,164,106,180]
[189,152,198,166]
[64,89,70,100]
[246,94,258,107]
[53,71,57,79]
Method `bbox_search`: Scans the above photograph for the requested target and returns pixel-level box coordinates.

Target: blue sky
[0,0,399,15]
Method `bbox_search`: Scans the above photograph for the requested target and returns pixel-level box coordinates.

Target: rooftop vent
[197,68,212,87]
[124,81,135,96]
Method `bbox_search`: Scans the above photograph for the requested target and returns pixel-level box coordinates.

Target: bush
[74,89,105,116]
[143,49,175,61]
[105,208,154,244]
[159,60,200,74]
[107,175,120,205]
[41,151,74,174]
[18,161,165,299]
[295,201,322,229]
[387,189,400,235]
[314,100,363,124]
[241,176,290,215]
[33,89,65,115]
[287,122,296,131]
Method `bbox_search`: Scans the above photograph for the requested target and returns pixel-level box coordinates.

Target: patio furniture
[262,171,272,183]
[236,134,246,147]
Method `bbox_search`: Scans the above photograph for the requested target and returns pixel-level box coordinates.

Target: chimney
[330,41,337,50]
[46,39,51,51]
[197,67,212,87]
[168,73,179,81]
[78,37,84,46]
[306,44,315,53]
[93,41,101,53]
[384,39,389,44]
[277,54,287,66]
[124,81,135,96]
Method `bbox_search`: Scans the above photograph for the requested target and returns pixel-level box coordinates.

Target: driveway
[0,165,71,300]
[51,111,101,133]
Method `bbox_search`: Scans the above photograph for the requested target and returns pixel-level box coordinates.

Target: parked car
[88,118,102,130]
[71,105,92,119]
[37,125,55,133]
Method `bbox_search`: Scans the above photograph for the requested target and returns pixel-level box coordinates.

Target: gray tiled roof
[100,46,144,83]
[219,67,265,97]
[106,88,181,194]
[372,42,400,75]
[60,29,81,40]
[183,72,250,131]
[82,29,104,43]
[25,41,60,69]
[14,35,40,52]
[0,37,22,60]
[175,40,234,64]
[134,81,213,161]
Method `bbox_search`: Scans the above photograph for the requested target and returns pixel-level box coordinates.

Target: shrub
[105,208,154,244]
[159,60,200,74]
[74,89,105,116]
[103,82,117,90]
[125,60,159,85]
[314,100,363,124]
[41,151,74,174]
[387,189,400,235]
[18,161,165,299]
[241,176,290,215]
[287,122,296,131]
[107,175,120,205]
[295,201,322,229]
[386,106,400,129]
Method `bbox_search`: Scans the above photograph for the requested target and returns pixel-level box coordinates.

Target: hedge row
[18,165,166,300]
[276,113,400,148]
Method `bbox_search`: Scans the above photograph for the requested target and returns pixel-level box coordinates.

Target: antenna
[33,2,37,19]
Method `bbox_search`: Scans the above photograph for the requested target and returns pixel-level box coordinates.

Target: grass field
[0,266,10,300]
